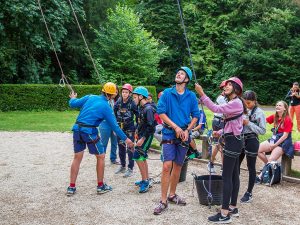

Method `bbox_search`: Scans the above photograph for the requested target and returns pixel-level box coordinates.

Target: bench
[281,151,300,176]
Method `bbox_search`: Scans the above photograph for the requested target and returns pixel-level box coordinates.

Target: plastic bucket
[194,175,223,206]
[179,160,188,182]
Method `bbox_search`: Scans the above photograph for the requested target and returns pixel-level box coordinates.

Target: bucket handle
[202,180,214,208]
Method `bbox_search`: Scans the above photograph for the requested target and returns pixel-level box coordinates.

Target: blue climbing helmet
[132,86,149,98]
[179,66,193,81]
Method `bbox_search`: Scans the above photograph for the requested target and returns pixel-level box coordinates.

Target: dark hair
[148,93,153,98]
[243,90,257,101]
[231,82,242,96]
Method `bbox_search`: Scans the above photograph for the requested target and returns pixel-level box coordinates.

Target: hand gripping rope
[37,0,74,93]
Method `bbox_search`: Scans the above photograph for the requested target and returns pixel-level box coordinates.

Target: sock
[98,181,104,187]
[70,183,75,188]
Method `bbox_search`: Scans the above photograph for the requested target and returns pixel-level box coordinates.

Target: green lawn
[0,109,299,142]
[0,111,77,132]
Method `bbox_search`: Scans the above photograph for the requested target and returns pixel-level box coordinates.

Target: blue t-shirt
[69,94,127,141]
[157,86,200,140]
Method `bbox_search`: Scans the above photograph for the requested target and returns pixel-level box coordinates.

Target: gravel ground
[0,131,299,225]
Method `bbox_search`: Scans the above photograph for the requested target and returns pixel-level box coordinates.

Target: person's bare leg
[161,161,172,203]
[70,151,84,184]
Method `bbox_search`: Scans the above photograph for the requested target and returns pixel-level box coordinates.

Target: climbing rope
[66,0,101,80]
[37,0,74,93]
[176,0,197,82]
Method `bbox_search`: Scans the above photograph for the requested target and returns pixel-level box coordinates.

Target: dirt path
[0,132,299,225]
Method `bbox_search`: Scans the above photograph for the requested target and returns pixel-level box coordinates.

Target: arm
[69,94,90,108]
[270,132,289,150]
[247,110,267,135]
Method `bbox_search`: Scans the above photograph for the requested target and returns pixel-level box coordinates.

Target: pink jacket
[201,95,243,135]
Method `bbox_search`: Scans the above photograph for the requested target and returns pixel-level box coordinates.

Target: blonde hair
[274,100,289,126]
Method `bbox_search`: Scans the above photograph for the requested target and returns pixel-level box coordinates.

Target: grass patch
[0,111,77,132]
[291,169,300,179]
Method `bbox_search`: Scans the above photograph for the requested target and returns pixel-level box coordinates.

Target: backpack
[260,161,282,186]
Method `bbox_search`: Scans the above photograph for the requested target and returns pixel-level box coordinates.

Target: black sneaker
[208,213,232,224]
[240,192,253,203]
[228,207,239,217]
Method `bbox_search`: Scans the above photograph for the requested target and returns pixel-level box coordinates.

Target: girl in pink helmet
[195,77,247,224]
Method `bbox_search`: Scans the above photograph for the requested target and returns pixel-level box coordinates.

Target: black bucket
[194,175,223,206]
[179,160,188,182]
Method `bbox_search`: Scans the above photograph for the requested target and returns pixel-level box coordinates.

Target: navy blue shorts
[161,141,188,166]
[73,131,105,155]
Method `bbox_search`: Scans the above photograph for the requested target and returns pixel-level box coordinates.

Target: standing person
[153,67,200,215]
[153,91,164,143]
[208,81,227,173]
[195,77,246,224]
[257,100,294,180]
[114,84,139,177]
[66,82,134,196]
[132,86,156,193]
[285,82,300,132]
[99,86,120,164]
[239,90,266,203]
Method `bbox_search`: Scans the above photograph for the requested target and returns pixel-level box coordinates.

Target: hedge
[0,84,157,111]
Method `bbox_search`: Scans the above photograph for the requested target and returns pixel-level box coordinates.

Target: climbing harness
[37,0,74,93]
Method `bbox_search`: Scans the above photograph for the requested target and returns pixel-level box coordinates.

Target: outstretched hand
[195,83,205,97]
[69,91,77,99]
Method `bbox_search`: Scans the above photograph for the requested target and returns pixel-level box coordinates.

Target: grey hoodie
[243,106,266,135]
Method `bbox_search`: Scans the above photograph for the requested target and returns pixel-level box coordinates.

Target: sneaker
[97,183,112,194]
[168,194,186,206]
[255,176,262,184]
[66,186,76,196]
[208,213,232,224]
[153,201,168,215]
[207,162,216,174]
[123,168,133,178]
[134,180,142,186]
[139,180,150,193]
[228,207,239,217]
[111,160,121,165]
[240,192,253,203]
[115,166,126,174]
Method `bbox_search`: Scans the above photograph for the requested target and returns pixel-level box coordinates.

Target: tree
[93,4,166,85]
[219,7,300,104]
[0,0,84,84]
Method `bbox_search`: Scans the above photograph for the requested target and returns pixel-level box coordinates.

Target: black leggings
[239,136,259,194]
[222,134,243,209]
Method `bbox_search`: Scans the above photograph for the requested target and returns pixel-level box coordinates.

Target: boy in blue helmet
[132,86,157,193]
[66,82,134,196]
[154,67,200,215]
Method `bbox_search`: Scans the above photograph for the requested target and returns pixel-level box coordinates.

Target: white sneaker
[207,162,216,174]
[123,168,133,177]
[115,166,126,174]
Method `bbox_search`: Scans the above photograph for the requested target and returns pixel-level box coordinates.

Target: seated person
[256,101,294,181]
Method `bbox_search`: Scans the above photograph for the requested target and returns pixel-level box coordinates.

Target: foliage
[92,4,166,85]
[136,0,187,88]
[0,84,156,111]
[0,0,84,84]
[219,7,300,104]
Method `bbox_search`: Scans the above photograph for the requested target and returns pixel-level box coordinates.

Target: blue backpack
[261,162,282,186]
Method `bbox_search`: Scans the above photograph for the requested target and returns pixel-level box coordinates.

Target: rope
[66,0,101,81]
[175,0,197,82]
[37,0,74,93]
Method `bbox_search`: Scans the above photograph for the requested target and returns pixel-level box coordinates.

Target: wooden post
[199,135,209,159]
[281,154,292,176]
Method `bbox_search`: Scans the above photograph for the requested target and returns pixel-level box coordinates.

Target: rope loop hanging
[37,0,75,93]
